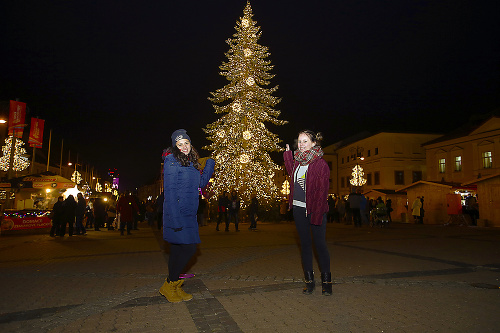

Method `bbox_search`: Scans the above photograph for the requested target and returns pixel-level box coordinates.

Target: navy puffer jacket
[162,153,215,244]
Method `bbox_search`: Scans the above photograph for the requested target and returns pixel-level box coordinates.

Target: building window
[412,171,422,183]
[438,158,446,173]
[347,156,350,162]
[455,156,462,171]
[367,150,371,157]
[375,148,379,155]
[482,151,492,169]
[341,177,345,188]
[394,171,405,185]
[374,171,380,185]
[341,157,344,164]
[366,173,372,185]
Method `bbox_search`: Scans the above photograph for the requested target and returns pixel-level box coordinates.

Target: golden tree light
[350,165,367,187]
[203,1,288,206]
[0,136,30,171]
[281,179,290,196]
[71,171,82,184]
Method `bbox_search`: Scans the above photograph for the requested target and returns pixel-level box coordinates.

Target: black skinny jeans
[293,207,330,274]
[168,243,197,281]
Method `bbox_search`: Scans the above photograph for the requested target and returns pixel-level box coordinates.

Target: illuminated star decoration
[204,1,287,206]
[0,136,30,171]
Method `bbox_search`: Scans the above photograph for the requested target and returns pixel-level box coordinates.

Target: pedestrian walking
[159,129,215,303]
[49,196,64,237]
[60,195,77,237]
[216,191,229,231]
[228,190,240,231]
[248,196,259,230]
[116,193,139,235]
[86,198,96,230]
[106,196,117,230]
[93,198,106,231]
[412,196,422,224]
[283,129,332,296]
[75,193,87,235]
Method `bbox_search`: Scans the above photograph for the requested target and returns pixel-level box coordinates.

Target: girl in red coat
[284,129,332,296]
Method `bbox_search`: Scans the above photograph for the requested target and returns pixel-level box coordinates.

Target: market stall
[0,172,75,232]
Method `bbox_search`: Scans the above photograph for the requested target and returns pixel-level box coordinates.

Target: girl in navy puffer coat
[159,129,215,303]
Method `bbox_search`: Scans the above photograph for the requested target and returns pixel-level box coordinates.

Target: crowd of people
[324,193,393,227]
[49,192,151,237]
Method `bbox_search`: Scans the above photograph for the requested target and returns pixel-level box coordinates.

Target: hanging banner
[8,100,26,138]
[28,118,45,148]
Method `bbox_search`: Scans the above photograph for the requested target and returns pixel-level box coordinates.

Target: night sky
[1,1,499,190]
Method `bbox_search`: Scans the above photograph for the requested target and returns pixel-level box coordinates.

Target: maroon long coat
[283,150,330,226]
[116,195,139,223]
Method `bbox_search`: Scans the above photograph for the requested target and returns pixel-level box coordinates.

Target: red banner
[1,216,51,230]
[8,100,26,138]
[29,118,45,148]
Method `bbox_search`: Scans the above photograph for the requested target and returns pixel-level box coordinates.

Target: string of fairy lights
[204,1,287,206]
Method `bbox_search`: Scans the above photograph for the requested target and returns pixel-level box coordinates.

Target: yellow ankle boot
[159,278,182,303]
[174,280,193,301]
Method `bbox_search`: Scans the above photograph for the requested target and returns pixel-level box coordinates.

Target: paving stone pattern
[0,221,499,332]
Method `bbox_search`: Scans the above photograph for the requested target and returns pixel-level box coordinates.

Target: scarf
[294,146,324,166]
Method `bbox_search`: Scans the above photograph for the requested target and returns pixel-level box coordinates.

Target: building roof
[397,180,477,192]
[462,172,500,186]
[363,189,406,196]
[422,112,500,147]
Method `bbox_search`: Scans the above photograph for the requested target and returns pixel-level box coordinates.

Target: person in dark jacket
[50,196,64,237]
[159,129,215,303]
[60,195,77,237]
[75,193,87,235]
[216,191,229,231]
[248,196,259,230]
[227,190,240,231]
[117,193,139,235]
[93,198,106,230]
[284,129,332,296]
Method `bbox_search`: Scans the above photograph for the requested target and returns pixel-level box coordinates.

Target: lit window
[455,156,462,171]
[483,151,492,169]
[439,158,446,173]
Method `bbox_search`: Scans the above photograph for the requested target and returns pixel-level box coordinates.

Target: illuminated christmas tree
[350,165,367,187]
[0,136,30,172]
[204,1,287,205]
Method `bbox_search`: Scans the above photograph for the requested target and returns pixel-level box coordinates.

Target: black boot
[303,271,315,294]
[321,272,332,296]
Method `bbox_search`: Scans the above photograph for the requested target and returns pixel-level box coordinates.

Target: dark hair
[294,129,323,149]
[171,145,201,170]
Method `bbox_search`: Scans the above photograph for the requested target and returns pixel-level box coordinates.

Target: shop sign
[1,216,51,230]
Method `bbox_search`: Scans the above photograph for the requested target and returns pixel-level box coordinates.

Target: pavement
[0,220,499,333]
